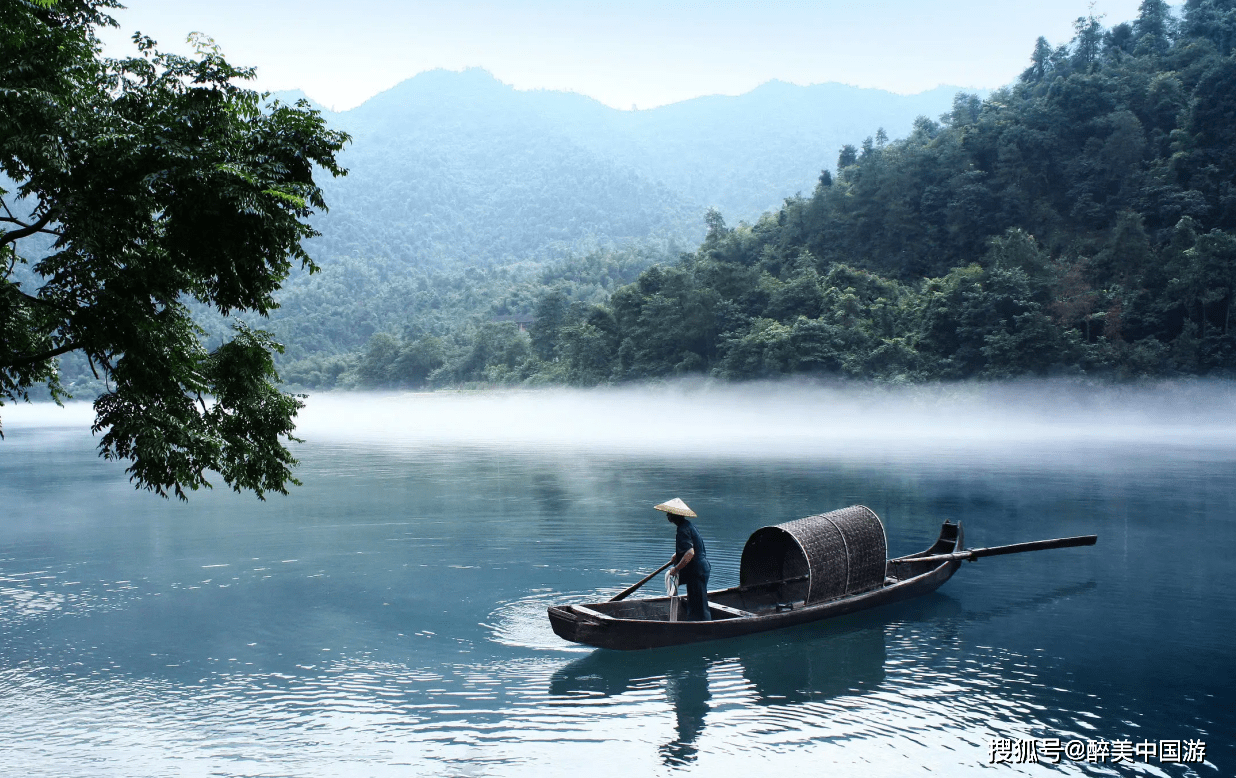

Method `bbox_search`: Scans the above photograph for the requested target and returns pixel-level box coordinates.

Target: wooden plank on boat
[571,604,613,621]
[709,602,755,618]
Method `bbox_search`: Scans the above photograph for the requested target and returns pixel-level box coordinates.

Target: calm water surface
[1,386,1232,776]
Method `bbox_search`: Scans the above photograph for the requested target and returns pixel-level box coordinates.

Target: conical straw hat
[654,498,697,518]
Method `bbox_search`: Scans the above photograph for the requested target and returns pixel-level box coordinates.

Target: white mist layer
[7,380,1236,463]
[2,401,97,428]
[295,380,1236,462]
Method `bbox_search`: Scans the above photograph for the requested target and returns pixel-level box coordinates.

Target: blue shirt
[674,520,710,580]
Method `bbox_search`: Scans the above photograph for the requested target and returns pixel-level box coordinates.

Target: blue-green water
[1,385,1232,776]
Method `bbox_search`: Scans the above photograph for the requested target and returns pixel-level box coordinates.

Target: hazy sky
[98,1,1156,112]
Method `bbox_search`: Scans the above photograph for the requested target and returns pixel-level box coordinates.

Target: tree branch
[1,340,83,369]
[2,283,61,310]
[0,210,57,247]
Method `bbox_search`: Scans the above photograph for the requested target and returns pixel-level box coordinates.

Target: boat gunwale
[552,521,962,627]
[563,553,953,627]
[547,520,964,649]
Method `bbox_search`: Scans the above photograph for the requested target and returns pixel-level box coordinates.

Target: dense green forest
[271,71,964,274]
[333,0,1236,389]
[22,63,963,397]
[25,2,1236,396]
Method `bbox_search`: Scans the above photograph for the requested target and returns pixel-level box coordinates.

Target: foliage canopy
[1,0,348,498]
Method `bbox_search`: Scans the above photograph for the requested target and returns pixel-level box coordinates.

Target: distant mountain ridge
[271,70,975,269]
[161,73,976,366]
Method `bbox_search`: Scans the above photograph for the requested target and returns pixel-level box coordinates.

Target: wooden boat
[547,505,1095,651]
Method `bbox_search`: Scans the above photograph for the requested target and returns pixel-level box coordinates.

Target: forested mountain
[19,65,964,399]
[564,80,970,224]
[226,73,970,374]
[305,70,698,269]
[339,0,1236,388]
[298,69,971,267]
[33,3,1236,396]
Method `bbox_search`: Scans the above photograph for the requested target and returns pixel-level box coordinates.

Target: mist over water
[2,379,1233,776]
[10,379,1235,460]
[296,379,1236,460]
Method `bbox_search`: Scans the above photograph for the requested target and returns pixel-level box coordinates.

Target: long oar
[888,534,1097,566]
[609,560,674,602]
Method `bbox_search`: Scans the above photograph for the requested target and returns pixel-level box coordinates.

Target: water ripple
[1,423,1231,776]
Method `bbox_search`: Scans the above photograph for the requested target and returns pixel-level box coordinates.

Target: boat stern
[930,519,963,554]
[547,605,612,646]
[547,605,581,643]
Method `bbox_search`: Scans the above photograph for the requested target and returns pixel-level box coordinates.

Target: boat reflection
[739,625,885,706]
[548,592,969,765]
[659,661,711,765]
[548,628,889,766]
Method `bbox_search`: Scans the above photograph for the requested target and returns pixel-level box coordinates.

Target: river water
[1,382,1232,776]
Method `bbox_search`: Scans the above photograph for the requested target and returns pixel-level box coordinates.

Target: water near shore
[1,381,1232,776]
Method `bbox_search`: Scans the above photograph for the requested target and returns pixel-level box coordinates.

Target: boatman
[657,498,711,621]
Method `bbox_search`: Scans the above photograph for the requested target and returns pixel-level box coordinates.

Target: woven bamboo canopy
[739,505,888,604]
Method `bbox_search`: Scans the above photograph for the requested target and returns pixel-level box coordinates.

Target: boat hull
[548,521,964,650]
